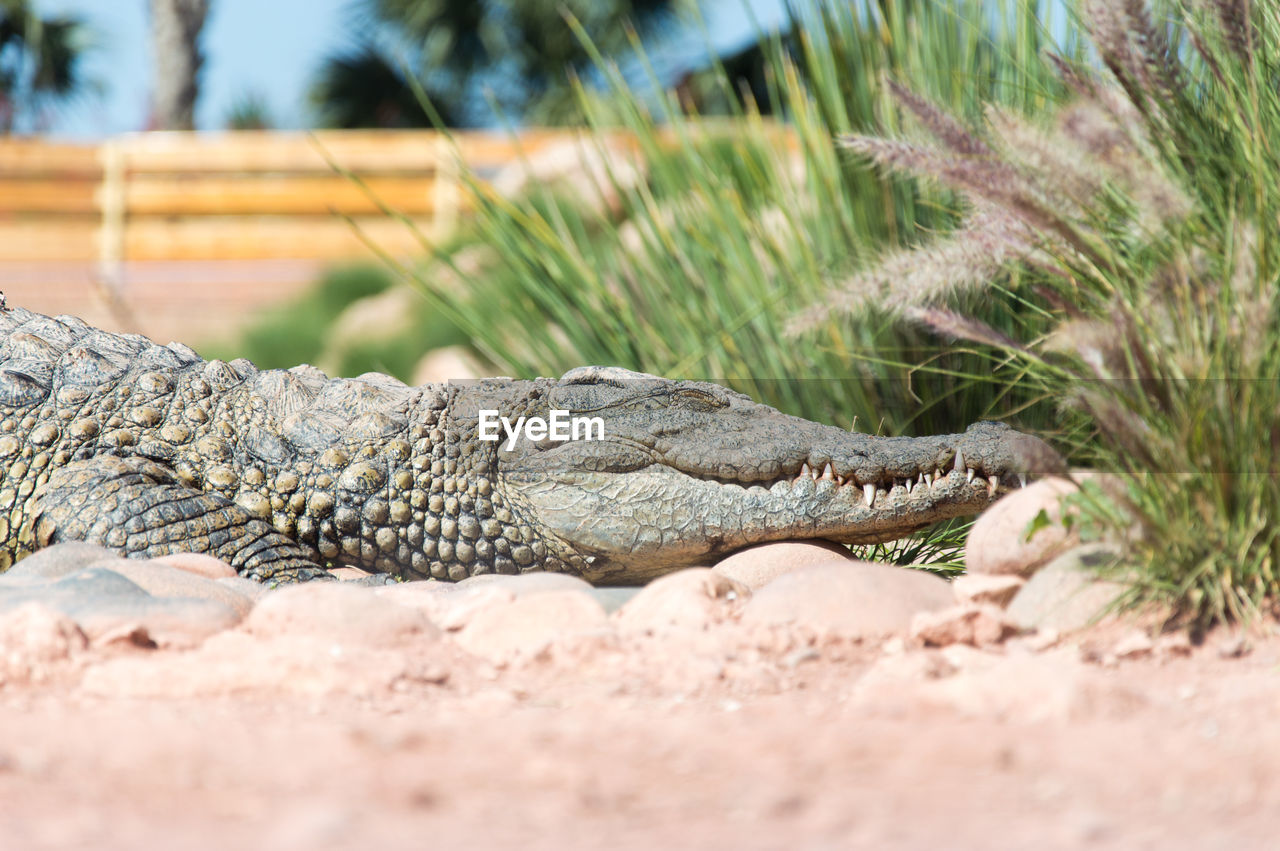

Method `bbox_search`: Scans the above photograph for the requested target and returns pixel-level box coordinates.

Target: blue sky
[35,0,791,139]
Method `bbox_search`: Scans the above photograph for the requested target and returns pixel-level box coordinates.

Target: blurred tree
[149,0,208,130]
[311,0,685,128]
[0,0,92,134]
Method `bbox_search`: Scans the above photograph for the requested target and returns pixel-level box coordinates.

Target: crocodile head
[453,367,1058,584]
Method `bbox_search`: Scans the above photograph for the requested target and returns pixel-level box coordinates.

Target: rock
[1111,629,1154,659]
[613,568,749,634]
[316,286,418,376]
[0,603,86,684]
[965,477,1081,576]
[148,552,237,580]
[0,542,117,584]
[0,565,237,647]
[952,573,1025,608]
[1005,544,1124,633]
[245,583,440,647]
[76,597,242,648]
[457,572,596,598]
[712,540,853,590]
[740,561,953,639]
[910,604,1020,648]
[412,346,484,386]
[95,558,254,619]
[454,590,611,663]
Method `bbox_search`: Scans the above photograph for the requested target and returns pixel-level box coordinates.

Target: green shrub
[821,0,1280,627]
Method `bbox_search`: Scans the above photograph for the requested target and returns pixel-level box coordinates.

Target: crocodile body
[0,308,1054,584]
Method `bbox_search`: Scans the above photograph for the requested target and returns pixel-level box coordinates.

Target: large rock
[245,583,440,647]
[453,590,611,663]
[613,568,750,634]
[0,542,117,584]
[965,477,1081,576]
[740,561,953,639]
[1005,544,1125,632]
[712,540,853,590]
[97,558,255,619]
[0,566,239,647]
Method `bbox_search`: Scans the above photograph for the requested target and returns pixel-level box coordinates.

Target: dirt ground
[2,618,1278,851]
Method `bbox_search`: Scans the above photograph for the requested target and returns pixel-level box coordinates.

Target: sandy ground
[2,619,1278,851]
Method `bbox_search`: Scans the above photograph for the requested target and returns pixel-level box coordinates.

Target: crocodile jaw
[509,455,1011,584]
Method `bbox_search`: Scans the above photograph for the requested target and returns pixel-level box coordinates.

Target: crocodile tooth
[1018,474,1028,489]
[987,475,999,496]
[835,474,846,486]
[917,472,925,486]
[966,468,976,483]
[905,479,914,494]
[821,462,834,481]
[935,468,944,481]
[953,450,964,472]
[923,472,933,490]
[799,463,811,480]
[863,483,876,507]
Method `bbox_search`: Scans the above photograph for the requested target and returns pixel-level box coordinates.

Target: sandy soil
[2,619,1278,851]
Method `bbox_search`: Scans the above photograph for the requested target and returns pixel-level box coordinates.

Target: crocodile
[0,307,1055,584]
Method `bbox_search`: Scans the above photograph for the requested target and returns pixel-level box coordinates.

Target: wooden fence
[0,129,573,343]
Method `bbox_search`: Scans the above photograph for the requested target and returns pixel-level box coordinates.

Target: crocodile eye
[671,389,725,411]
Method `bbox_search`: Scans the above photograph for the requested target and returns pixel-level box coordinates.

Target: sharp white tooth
[935,467,944,481]
[905,479,914,494]
[821,462,834,481]
[799,463,811,480]
[923,472,933,489]
[864,483,876,507]
[966,468,975,483]
[835,474,846,486]
[987,475,999,496]
[953,450,964,472]
[1018,473,1028,489]
[917,472,925,486]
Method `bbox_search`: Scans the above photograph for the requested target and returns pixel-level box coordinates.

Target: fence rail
[0,129,575,341]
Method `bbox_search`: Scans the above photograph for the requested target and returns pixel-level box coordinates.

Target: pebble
[454,589,611,663]
[965,477,1081,576]
[613,568,749,634]
[1005,544,1125,632]
[93,558,255,619]
[711,540,853,590]
[740,561,953,639]
[910,604,1021,648]
[245,582,440,647]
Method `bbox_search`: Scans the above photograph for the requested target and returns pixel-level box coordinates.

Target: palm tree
[310,0,685,128]
[0,0,92,134]
[149,0,208,130]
